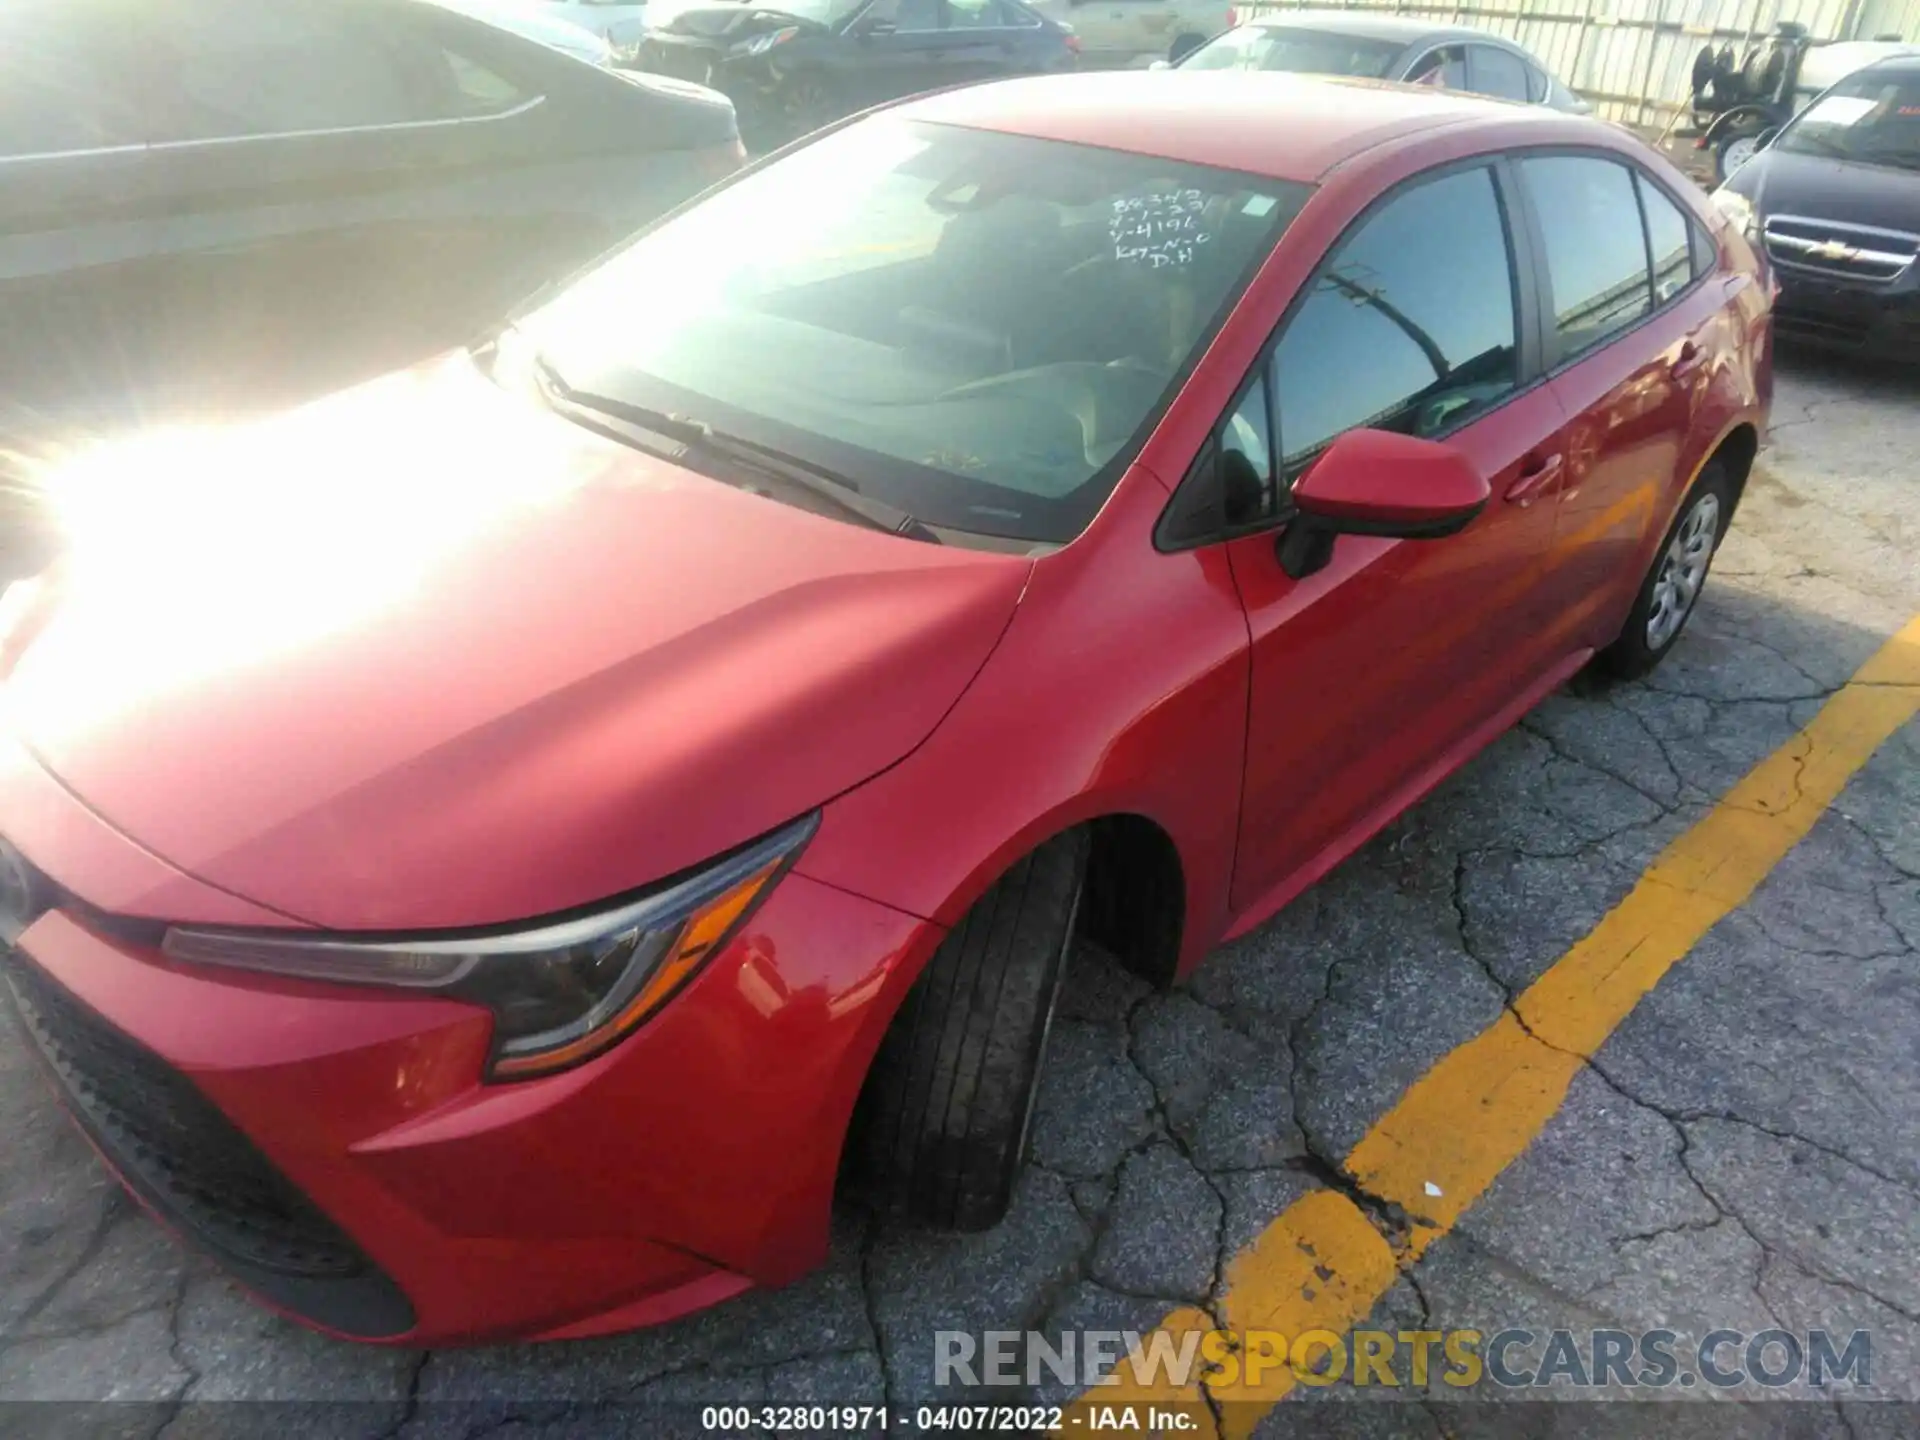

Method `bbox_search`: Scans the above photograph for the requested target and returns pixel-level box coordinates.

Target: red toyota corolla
[0,72,1769,1346]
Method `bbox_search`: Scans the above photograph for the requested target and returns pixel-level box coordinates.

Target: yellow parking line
[1060,613,1920,1438]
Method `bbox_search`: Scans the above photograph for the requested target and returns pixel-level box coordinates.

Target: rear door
[1511,153,1727,656]
[1216,161,1575,915]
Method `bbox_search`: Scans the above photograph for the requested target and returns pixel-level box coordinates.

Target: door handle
[1670,340,1708,380]
[1504,451,1563,506]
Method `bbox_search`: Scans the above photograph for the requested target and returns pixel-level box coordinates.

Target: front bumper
[0,760,939,1345]
[1771,266,1920,359]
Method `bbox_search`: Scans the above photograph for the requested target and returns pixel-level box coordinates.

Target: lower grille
[1763,215,1919,285]
[1,950,414,1338]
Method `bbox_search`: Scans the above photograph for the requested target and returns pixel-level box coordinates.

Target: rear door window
[1469,45,1532,101]
[1270,165,1519,471]
[1636,173,1697,305]
[1406,45,1469,90]
[0,7,145,156]
[155,1,421,139]
[146,0,538,142]
[1520,155,1653,361]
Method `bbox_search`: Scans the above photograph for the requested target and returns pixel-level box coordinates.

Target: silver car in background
[1174,8,1589,112]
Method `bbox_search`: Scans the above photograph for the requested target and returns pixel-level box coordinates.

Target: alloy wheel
[1645,491,1721,650]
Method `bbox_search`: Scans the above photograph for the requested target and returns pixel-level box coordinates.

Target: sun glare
[12,358,596,737]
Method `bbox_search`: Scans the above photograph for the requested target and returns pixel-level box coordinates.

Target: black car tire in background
[765,72,844,148]
[847,829,1089,1232]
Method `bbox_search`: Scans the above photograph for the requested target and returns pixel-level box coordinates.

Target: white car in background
[1025,0,1230,68]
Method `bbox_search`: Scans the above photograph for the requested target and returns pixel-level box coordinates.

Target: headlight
[1710,187,1757,238]
[162,815,816,1080]
[731,26,798,57]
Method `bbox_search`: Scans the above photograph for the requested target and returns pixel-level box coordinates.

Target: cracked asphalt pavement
[1,347,1917,1436]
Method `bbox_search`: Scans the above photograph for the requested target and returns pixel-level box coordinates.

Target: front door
[1224,162,1573,916]
[839,0,966,108]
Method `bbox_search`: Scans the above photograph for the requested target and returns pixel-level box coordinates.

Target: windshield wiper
[532,359,940,544]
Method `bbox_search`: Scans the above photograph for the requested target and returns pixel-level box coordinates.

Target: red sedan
[0,71,1770,1345]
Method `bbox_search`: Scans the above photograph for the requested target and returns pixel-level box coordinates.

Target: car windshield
[520,118,1309,542]
[1180,25,1405,78]
[1777,71,1920,169]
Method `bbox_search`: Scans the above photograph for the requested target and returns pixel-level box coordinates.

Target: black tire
[1595,461,1733,681]
[779,73,840,139]
[849,830,1089,1231]
[1168,32,1205,64]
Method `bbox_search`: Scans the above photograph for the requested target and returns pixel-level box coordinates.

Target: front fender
[792,465,1251,983]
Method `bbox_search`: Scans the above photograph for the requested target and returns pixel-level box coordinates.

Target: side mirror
[854,14,896,36]
[1148,59,1172,70]
[1276,429,1489,580]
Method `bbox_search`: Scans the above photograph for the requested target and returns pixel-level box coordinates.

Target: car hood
[4,356,1028,931]
[1743,148,1920,233]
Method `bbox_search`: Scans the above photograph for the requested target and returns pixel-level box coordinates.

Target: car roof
[1239,8,1508,47]
[901,70,1585,183]
[1860,53,1920,75]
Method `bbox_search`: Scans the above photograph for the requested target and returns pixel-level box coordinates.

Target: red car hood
[4,357,1029,930]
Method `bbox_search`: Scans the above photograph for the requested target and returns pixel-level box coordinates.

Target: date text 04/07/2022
[699,1404,1203,1432]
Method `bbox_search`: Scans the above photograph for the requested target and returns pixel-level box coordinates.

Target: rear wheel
[849,830,1089,1231]
[1595,461,1732,680]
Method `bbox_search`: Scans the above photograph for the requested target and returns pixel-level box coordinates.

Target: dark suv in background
[1,0,742,579]
[1712,55,1920,356]
[639,0,1079,148]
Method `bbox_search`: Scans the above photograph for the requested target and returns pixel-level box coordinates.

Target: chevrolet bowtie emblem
[1809,239,1858,261]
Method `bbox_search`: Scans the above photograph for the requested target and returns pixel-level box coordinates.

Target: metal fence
[1239,0,1920,126]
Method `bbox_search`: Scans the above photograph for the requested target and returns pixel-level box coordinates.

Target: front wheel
[778,73,840,140]
[848,830,1088,1231]
[1595,462,1732,681]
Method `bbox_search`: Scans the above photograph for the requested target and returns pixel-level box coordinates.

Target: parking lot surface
[1,347,1917,1437]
